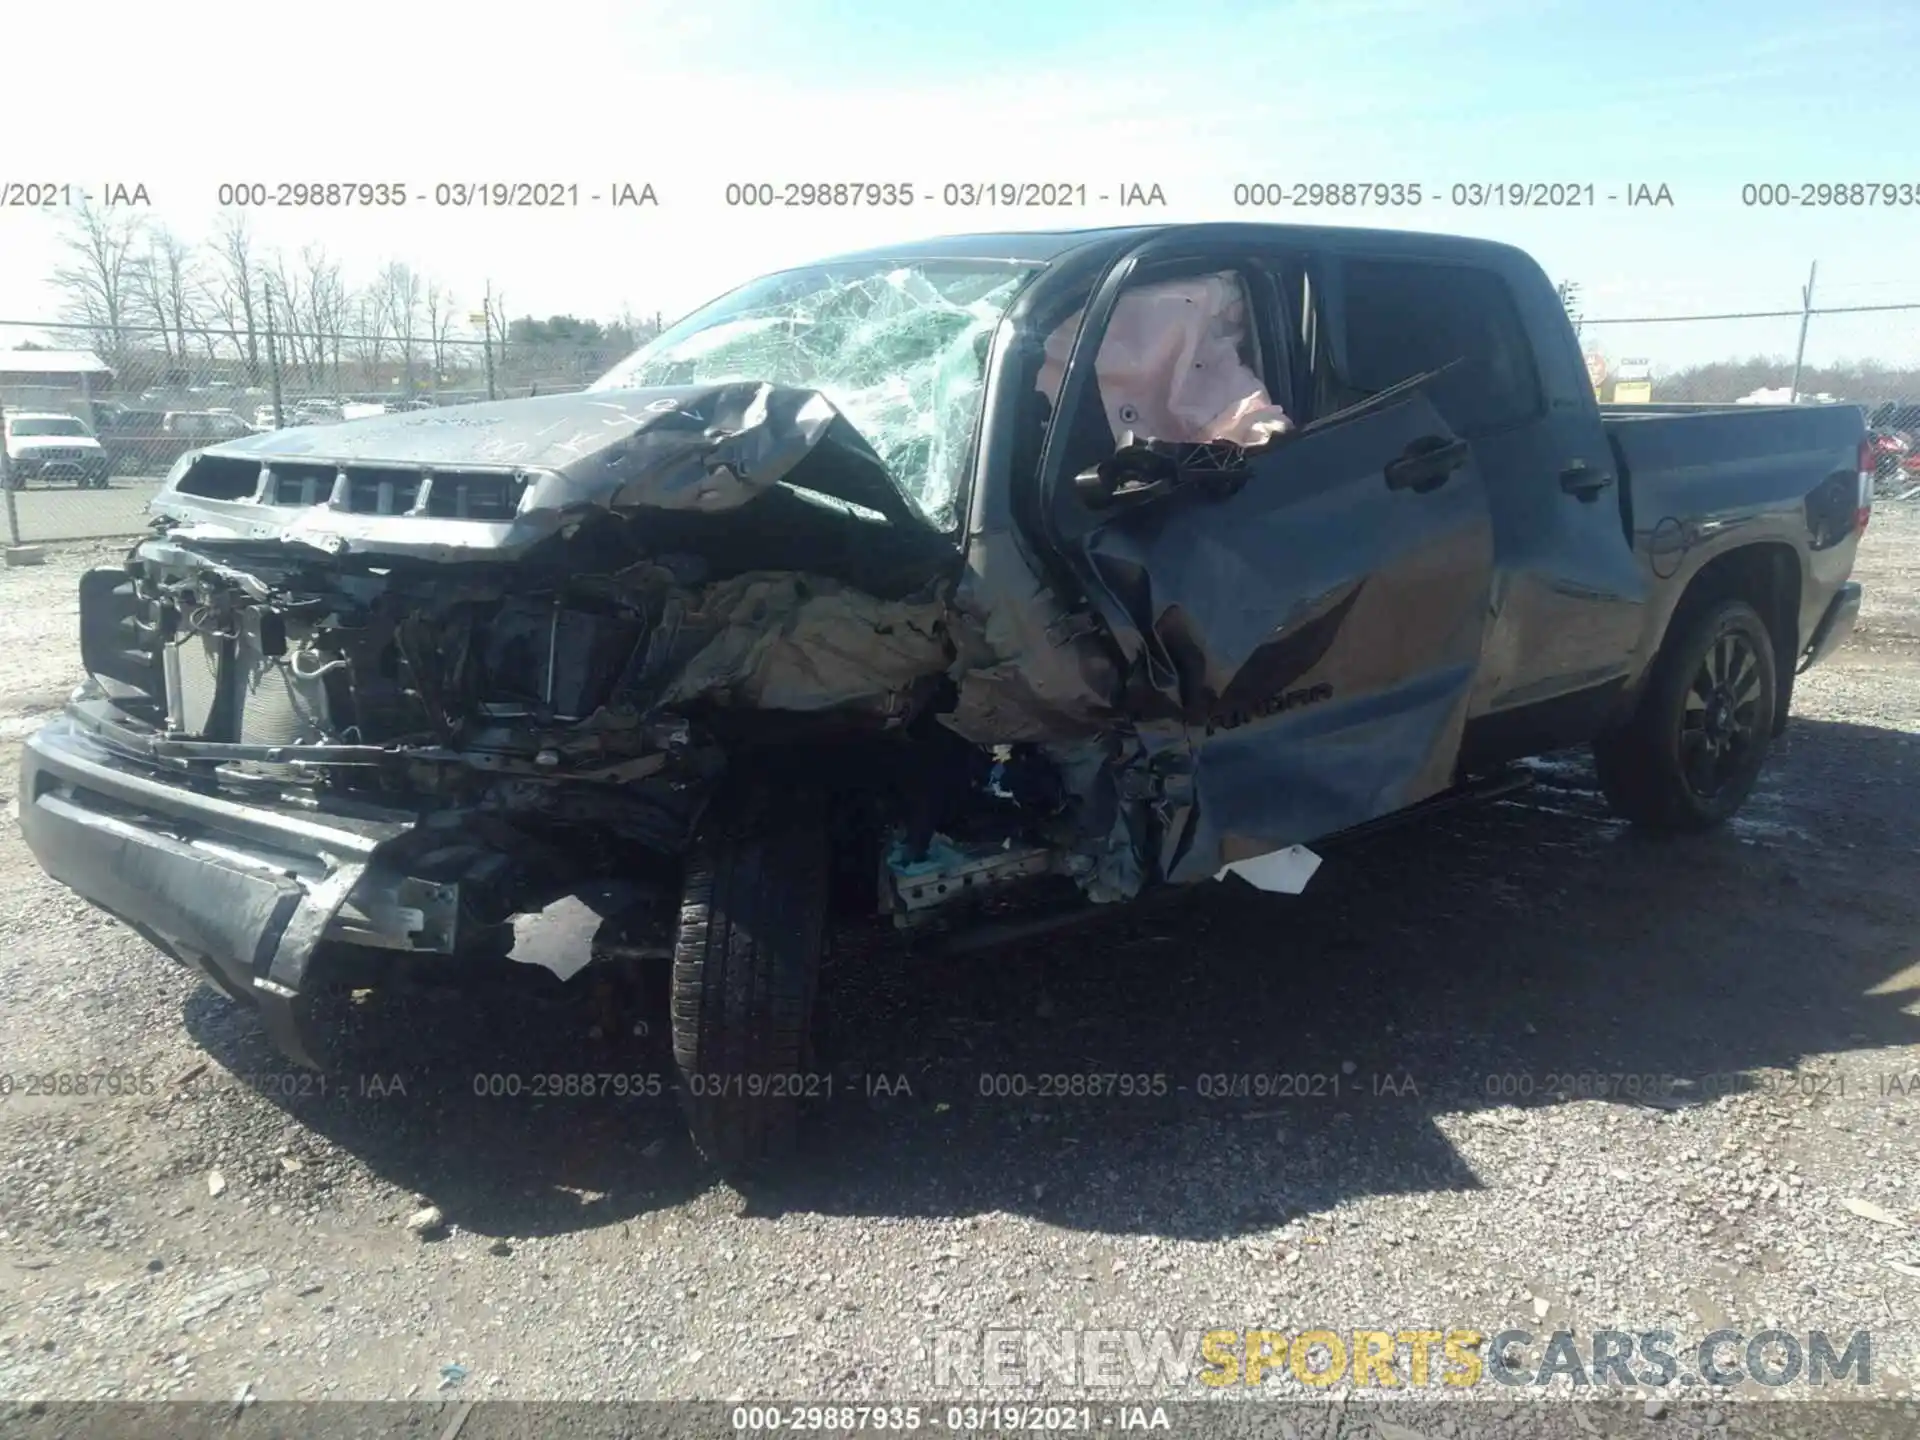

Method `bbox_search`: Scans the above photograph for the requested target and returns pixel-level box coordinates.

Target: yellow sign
[1612,380,1653,403]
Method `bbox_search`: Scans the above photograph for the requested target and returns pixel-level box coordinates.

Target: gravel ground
[0,512,1918,1432]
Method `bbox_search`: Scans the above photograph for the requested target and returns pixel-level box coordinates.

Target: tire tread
[671,793,827,1173]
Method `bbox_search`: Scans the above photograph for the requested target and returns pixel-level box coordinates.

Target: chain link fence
[0,317,638,543]
[4,299,1920,545]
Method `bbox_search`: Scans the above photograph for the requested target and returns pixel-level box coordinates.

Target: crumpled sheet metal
[1036,274,1294,447]
[654,571,950,721]
[604,384,856,514]
[939,532,1126,746]
[1065,386,1496,889]
[149,381,935,561]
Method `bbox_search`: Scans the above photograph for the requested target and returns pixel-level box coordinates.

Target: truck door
[1312,251,1650,762]
[1036,245,1497,885]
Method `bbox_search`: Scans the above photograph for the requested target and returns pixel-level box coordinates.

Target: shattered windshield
[591,260,1040,530]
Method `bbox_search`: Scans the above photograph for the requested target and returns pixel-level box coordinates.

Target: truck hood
[151,382,957,596]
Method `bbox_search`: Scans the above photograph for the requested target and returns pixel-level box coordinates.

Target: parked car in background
[102,409,254,473]
[291,399,346,425]
[93,405,169,474]
[2,412,112,488]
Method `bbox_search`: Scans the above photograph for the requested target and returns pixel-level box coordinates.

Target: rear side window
[1336,259,1542,434]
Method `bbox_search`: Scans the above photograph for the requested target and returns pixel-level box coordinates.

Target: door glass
[1338,259,1542,433]
[1037,272,1295,478]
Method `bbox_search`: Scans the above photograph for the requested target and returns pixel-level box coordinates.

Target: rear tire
[1594,597,1778,832]
[670,792,829,1175]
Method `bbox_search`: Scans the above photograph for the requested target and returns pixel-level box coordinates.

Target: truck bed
[1602,402,1865,500]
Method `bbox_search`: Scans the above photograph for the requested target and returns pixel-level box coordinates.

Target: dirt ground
[0,511,1917,1431]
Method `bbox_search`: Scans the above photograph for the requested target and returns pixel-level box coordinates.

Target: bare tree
[297,247,347,392]
[424,284,457,386]
[374,262,424,394]
[50,200,147,370]
[350,290,388,392]
[129,250,178,364]
[209,212,264,382]
[150,228,201,361]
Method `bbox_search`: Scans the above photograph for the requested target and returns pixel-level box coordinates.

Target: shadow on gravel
[181,717,1920,1241]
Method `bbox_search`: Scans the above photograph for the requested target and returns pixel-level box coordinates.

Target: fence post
[264,285,285,428]
[0,398,19,547]
[482,298,497,401]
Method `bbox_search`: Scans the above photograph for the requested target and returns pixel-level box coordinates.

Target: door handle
[1560,462,1615,501]
[1384,436,1471,492]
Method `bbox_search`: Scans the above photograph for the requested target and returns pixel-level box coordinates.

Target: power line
[1583,301,1920,325]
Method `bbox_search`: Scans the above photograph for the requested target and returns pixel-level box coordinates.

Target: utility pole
[1556,279,1583,339]
[1788,261,1817,403]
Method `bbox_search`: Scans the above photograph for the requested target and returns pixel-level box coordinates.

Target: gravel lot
[1,511,1918,1431]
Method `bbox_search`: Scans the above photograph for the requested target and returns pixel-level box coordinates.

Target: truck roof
[813,222,1538,271]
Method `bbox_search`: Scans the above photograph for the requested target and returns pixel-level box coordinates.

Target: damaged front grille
[176,452,530,520]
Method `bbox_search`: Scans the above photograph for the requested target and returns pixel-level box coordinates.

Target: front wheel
[1594,597,1778,832]
[670,793,829,1175]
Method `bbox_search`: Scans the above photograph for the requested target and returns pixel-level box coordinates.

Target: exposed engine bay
[61,257,1307,978]
[68,381,1124,971]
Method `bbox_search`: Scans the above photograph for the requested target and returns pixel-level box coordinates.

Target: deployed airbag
[1037,274,1293,446]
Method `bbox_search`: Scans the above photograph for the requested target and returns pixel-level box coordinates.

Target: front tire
[1594,597,1778,831]
[671,793,829,1175]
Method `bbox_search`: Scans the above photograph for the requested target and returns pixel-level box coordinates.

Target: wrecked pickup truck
[19,223,1870,1171]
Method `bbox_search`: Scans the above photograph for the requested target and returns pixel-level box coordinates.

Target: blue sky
[2,0,1917,371]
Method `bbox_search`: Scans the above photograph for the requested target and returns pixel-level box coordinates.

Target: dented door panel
[1069,391,1497,882]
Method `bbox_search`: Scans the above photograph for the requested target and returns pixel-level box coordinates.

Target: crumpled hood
[151,382,956,594]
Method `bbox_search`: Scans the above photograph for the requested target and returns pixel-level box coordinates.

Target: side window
[1035,268,1294,481]
[1336,259,1542,434]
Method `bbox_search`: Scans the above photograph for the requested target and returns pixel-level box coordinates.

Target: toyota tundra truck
[17,223,1869,1171]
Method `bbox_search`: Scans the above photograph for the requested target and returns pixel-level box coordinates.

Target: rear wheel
[1594,597,1778,831]
[670,792,829,1175]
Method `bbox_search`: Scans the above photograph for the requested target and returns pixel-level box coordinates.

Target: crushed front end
[17,380,1107,1066]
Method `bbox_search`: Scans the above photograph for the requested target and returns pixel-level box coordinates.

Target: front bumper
[8,453,108,483]
[1800,581,1862,671]
[17,712,437,1066]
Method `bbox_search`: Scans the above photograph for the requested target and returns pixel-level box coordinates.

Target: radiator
[162,613,331,766]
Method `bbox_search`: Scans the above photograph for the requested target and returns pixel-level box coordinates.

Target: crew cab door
[1036,242,1496,885]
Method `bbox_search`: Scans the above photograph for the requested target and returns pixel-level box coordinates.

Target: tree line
[36,201,663,396]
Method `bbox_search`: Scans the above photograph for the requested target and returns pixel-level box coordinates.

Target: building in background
[0,349,114,422]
